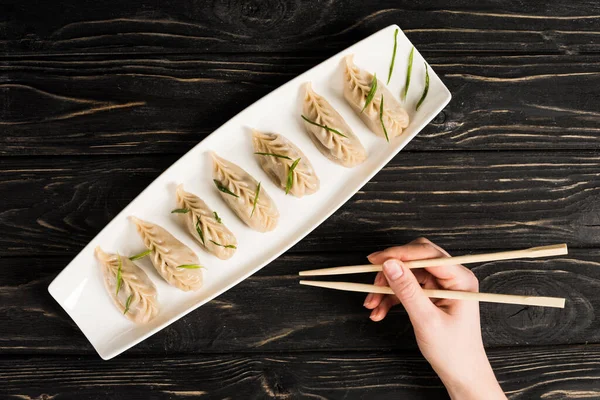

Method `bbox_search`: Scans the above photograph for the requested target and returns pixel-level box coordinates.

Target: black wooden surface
[2,1,600,399]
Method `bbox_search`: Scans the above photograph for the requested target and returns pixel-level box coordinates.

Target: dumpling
[343,54,409,141]
[302,82,367,167]
[95,247,159,323]
[131,217,204,291]
[211,152,279,232]
[175,184,237,260]
[252,129,319,197]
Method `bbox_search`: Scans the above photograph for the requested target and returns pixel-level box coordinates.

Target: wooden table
[2,1,600,398]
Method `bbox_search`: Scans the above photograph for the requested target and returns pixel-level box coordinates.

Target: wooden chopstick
[299,280,566,308]
[299,243,568,277]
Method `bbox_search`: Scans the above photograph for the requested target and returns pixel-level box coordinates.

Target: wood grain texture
[1,345,600,399]
[1,249,599,355]
[2,1,600,397]
[2,0,600,55]
[2,54,600,155]
[0,151,598,257]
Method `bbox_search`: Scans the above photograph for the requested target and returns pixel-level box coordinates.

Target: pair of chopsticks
[299,244,568,309]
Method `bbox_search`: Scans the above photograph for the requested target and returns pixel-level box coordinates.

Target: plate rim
[48,24,452,360]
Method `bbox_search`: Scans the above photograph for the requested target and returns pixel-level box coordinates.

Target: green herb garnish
[301,115,348,138]
[115,253,123,295]
[213,179,239,198]
[286,158,301,195]
[361,73,378,113]
[209,240,237,249]
[129,249,151,261]
[387,29,399,84]
[403,47,414,99]
[416,62,429,111]
[123,294,133,315]
[196,217,205,245]
[379,95,389,143]
[254,152,292,160]
[213,211,222,223]
[177,264,203,269]
[251,181,261,217]
[171,208,189,214]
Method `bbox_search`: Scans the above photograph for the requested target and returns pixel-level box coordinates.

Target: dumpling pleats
[302,82,367,167]
[252,129,319,197]
[131,217,204,291]
[175,184,237,259]
[211,152,279,232]
[343,55,409,140]
[95,247,159,323]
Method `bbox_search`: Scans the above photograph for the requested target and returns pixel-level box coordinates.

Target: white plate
[48,25,451,360]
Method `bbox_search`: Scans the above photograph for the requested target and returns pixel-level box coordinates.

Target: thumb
[382,259,437,319]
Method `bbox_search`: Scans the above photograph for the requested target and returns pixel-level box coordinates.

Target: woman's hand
[364,238,506,400]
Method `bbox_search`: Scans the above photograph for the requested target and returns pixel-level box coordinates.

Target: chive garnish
[254,152,292,160]
[129,249,151,261]
[123,294,133,315]
[403,47,414,99]
[251,182,260,217]
[209,240,237,249]
[115,253,123,295]
[416,63,429,111]
[301,115,348,138]
[286,158,301,195]
[379,95,389,143]
[177,264,203,269]
[213,179,239,198]
[196,217,205,245]
[361,73,378,113]
[387,29,399,84]
[171,208,189,214]
[213,211,222,223]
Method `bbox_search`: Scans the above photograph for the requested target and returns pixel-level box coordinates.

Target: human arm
[364,238,506,400]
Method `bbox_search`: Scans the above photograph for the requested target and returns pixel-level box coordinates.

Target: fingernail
[363,293,373,307]
[383,259,403,280]
[367,251,382,260]
[370,310,380,321]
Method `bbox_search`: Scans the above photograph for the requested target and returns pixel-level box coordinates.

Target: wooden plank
[0,151,598,257]
[2,1,600,55]
[2,54,600,155]
[1,345,599,399]
[1,249,599,354]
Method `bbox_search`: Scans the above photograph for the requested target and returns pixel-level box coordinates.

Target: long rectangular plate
[48,25,451,359]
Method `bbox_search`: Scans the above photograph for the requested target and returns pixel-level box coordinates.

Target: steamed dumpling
[131,217,203,291]
[95,247,159,323]
[211,152,279,232]
[343,54,409,140]
[302,82,367,167]
[175,184,237,260]
[252,129,319,197]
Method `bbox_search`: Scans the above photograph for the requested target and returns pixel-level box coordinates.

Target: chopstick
[299,280,566,308]
[299,243,568,277]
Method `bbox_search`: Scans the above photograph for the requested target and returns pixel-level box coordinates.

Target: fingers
[364,269,433,306]
[367,238,448,265]
[412,237,451,256]
[365,237,479,321]
[412,238,479,291]
[428,265,478,292]
[365,238,440,311]
[368,237,478,292]
[381,259,438,324]
[366,269,440,321]
[370,295,399,321]
[363,272,387,309]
